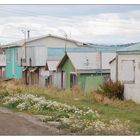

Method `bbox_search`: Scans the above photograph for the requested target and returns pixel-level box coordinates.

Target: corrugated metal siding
[102,53,116,69]
[65,52,116,71]
[47,47,118,59]
[47,47,97,59]
[39,67,49,86]
[0,54,6,66]
[26,47,35,66]
[5,47,22,79]
[62,58,75,88]
[26,46,47,66]
[17,47,26,66]
[34,47,47,66]
[52,72,61,88]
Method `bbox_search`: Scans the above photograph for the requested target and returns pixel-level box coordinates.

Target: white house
[110,43,140,103]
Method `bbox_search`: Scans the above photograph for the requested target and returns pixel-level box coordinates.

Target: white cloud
[1,10,140,44]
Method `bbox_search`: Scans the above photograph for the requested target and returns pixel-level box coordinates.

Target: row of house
[0,34,116,92]
[1,34,140,103]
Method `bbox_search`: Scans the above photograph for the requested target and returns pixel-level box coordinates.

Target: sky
[0,5,140,45]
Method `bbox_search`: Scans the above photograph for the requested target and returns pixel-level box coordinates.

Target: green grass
[0,81,140,134]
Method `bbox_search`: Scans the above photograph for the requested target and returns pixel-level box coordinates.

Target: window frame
[121,60,135,84]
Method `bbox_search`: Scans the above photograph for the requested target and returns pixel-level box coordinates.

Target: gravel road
[0,107,67,135]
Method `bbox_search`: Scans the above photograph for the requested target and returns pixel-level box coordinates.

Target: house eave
[117,51,140,55]
[77,69,110,74]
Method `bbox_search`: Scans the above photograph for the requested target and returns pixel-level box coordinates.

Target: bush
[96,80,124,100]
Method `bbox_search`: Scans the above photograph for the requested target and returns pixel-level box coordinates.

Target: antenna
[59,29,68,53]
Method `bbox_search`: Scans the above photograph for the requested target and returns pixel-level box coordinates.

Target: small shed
[110,43,140,103]
[45,59,61,87]
[57,52,116,92]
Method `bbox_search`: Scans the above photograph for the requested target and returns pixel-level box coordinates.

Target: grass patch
[0,81,140,135]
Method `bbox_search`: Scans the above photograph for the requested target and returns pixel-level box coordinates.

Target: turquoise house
[3,44,23,79]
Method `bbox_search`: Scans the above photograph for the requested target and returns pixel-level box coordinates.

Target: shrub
[96,80,124,100]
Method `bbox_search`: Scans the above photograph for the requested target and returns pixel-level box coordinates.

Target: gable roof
[109,57,116,64]
[2,34,84,48]
[26,34,84,45]
[117,42,140,52]
[46,59,60,71]
[2,40,25,48]
[57,52,116,72]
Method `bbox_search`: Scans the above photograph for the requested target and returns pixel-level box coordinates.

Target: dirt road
[0,107,67,135]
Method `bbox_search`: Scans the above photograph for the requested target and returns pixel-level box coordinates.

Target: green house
[3,45,23,79]
[57,52,113,92]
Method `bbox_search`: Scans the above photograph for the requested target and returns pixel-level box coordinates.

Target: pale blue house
[3,41,24,79]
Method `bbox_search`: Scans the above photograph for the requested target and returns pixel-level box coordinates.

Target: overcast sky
[0,5,140,45]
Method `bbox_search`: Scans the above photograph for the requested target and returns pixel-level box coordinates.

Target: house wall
[62,59,75,88]
[61,58,106,91]
[39,67,49,86]
[17,36,80,67]
[102,53,116,69]
[117,54,140,103]
[0,54,6,66]
[26,36,79,48]
[78,74,105,92]
[5,47,22,79]
[110,59,116,81]
[51,72,62,88]
[0,67,6,79]
[26,46,47,66]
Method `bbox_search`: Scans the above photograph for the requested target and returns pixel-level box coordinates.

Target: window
[121,60,135,83]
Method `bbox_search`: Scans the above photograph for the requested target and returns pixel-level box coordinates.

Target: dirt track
[0,107,67,135]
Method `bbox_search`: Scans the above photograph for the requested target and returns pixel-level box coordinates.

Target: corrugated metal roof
[117,42,140,52]
[67,52,98,70]
[46,60,60,71]
[2,40,25,48]
[2,34,84,48]
[61,52,116,71]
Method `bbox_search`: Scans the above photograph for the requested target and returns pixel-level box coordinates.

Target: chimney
[27,30,30,40]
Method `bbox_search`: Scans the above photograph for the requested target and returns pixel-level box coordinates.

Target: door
[70,73,77,88]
